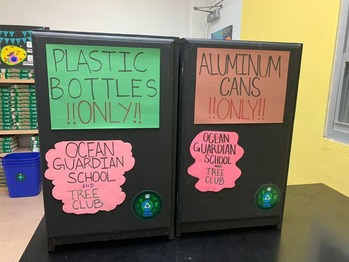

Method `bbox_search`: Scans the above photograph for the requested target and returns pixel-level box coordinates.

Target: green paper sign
[45,44,160,129]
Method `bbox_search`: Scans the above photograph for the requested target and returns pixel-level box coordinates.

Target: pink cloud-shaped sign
[45,140,135,214]
[188,131,244,192]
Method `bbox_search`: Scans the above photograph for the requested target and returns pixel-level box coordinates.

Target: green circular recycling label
[16,173,26,182]
[255,184,281,210]
[132,191,162,219]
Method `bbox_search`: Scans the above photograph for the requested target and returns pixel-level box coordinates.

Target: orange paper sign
[194,48,290,124]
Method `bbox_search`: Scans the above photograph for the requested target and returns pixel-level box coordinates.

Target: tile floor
[0,187,44,262]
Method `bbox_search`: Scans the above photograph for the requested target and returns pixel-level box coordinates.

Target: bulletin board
[0,25,47,69]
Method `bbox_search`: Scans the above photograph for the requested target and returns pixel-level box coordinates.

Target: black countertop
[20,184,349,262]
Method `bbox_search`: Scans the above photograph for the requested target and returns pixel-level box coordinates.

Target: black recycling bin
[32,30,179,251]
[176,39,302,236]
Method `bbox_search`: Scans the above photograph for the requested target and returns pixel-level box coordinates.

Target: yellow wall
[240,1,349,197]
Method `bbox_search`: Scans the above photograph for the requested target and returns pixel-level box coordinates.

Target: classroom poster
[45,44,161,130]
[194,48,290,124]
[211,25,233,40]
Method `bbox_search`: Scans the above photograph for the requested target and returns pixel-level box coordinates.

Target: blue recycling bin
[2,152,41,198]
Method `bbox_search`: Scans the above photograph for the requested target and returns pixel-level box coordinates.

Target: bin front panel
[33,31,178,241]
[176,40,302,229]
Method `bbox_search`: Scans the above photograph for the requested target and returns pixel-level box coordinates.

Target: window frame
[326,0,349,144]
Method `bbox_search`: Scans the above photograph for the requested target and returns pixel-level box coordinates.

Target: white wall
[207,0,242,39]
[0,0,207,38]
[190,0,210,38]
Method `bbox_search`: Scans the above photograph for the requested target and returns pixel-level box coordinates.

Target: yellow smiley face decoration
[1,45,27,66]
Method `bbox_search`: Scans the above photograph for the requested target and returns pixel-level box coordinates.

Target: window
[326,0,349,144]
